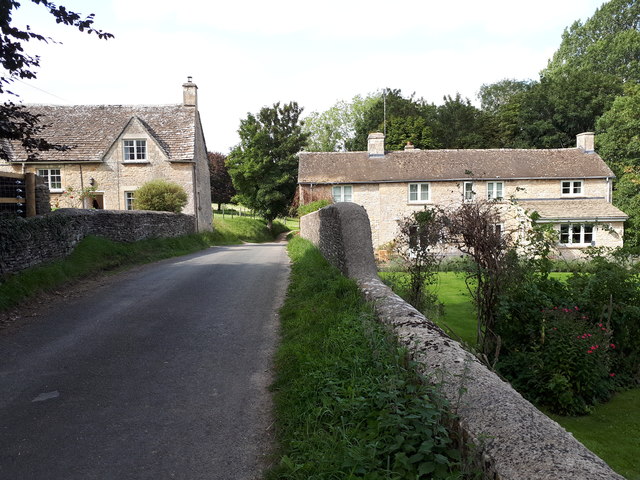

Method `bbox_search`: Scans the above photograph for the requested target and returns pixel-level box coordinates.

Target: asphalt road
[0,241,290,479]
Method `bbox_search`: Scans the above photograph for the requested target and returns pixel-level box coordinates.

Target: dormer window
[123,140,147,161]
[561,180,583,196]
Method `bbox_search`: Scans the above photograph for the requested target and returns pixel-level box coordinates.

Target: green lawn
[432,272,477,346]
[548,389,640,480]
[379,270,639,479]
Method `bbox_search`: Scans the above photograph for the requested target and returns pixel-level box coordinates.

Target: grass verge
[268,237,463,479]
[0,216,286,312]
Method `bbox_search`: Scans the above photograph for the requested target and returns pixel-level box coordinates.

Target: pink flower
[610,344,616,349]
[587,350,593,354]
[610,373,616,377]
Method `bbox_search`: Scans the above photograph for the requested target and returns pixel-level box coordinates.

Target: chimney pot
[183,77,198,107]
[367,132,385,156]
[577,132,595,152]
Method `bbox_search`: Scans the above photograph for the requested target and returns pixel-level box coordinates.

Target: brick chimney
[576,132,594,152]
[404,141,416,151]
[183,76,197,107]
[367,132,385,156]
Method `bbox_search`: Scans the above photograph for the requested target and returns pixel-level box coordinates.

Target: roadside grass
[0,216,287,312]
[269,237,463,479]
[380,270,638,479]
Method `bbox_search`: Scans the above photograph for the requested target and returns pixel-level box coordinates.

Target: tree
[1,1,112,160]
[544,0,640,84]
[433,93,494,148]
[445,200,517,362]
[393,208,445,315]
[207,151,235,210]
[346,89,431,151]
[227,101,308,229]
[135,179,188,213]
[384,115,436,151]
[302,95,376,152]
[478,79,533,114]
[596,84,640,248]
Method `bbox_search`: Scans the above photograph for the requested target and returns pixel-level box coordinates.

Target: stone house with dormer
[298,132,628,259]
[0,78,212,231]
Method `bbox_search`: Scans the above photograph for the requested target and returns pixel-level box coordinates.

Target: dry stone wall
[0,209,196,275]
[300,202,623,480]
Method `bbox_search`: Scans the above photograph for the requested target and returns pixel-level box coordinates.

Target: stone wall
[300,202,623,480]
[35,180,51,215]
[0,209,196,275]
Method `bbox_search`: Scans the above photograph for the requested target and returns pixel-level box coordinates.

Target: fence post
[25,172,36,217]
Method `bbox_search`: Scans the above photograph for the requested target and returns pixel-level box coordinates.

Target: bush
[134,179,188,213]
[565,249,640,385]
[297,199,331,217]
[498,307,615,415]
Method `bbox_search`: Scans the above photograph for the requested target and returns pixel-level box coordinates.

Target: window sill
[407,201,432,205]
[50,189,64,194]
[122,160,150,165]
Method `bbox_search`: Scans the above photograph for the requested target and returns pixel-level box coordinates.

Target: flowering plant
[533,306,615,415]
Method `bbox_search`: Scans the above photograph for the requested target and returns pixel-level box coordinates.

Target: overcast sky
[3,0,605,154]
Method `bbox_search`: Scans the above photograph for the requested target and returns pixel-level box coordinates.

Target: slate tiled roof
[519,199,628,221]
[3,104,197,163]
[298,148,615,183]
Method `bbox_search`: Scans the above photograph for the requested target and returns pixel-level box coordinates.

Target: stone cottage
[0,78,212,231]
[298,132,628,259]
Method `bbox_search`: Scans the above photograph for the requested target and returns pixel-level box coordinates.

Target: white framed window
[463,181,475,202]
[559,224,594,245]
[37,168,62,192]
[408,183,430,203]
[561,180,583,196]
[123,139,147,161]
[491,223,504,237]
[124,191,135,210]
[487,181,504,200]
[332,185,353,202]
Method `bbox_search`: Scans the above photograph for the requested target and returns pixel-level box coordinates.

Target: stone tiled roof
[298,148,615,183]
[519,199,628,221]
[3,104,197,163]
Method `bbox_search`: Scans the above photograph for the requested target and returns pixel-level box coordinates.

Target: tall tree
[514,69,623,148]
[433,93,495,149]
[346,89,432,151]
[207,151,235,210]
[596,84,640,248]
[227,102,308,229]
[478,79,533,114]
[303,95,376,152]
[0,1,113,160]
[544,0,640,84]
